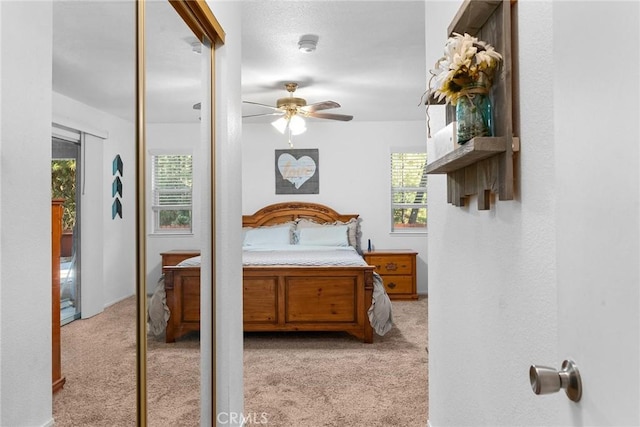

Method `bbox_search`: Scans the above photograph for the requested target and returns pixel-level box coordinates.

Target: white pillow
[243,224,292,246]
[296,217,362,252]
[297,224,349,247]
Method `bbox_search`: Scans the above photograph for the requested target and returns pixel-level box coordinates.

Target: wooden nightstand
[161,250,200,267]
[363,249,418,300]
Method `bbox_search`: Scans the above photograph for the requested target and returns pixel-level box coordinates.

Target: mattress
[242,244,368,266]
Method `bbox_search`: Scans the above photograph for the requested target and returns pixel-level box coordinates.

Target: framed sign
[275,149,319,194]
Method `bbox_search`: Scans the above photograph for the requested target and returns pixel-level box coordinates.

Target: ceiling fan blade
[299,101,341,112]
[306,112,353,121]
[242,100,282,112]
[242,112,284,118]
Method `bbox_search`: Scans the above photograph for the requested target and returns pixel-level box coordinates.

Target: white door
[553,1,639,425]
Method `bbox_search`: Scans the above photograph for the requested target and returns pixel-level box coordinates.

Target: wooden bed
[162,202,375,343]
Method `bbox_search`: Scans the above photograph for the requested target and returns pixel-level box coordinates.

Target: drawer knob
[387,282,397,289]
[385,262,398,271]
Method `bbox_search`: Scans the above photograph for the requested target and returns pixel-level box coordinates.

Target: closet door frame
[134,1,225,424]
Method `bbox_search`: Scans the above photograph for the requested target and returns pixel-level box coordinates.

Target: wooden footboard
[243,266,375,343]
[162,264,375,343]
[163,265,201,343]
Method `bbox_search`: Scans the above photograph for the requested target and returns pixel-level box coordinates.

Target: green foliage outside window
[51,159,76,231]
[159,210,192,229]
[391,152,428,231]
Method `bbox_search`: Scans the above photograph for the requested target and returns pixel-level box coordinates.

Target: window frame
[390,147,428,234]
[149,150,194,235]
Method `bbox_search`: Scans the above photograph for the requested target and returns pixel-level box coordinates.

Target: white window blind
[391,151,427,232]
[151,154,193,233]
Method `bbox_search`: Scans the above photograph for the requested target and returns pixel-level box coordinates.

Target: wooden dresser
[363,249,418,300]
[52,199,66,393]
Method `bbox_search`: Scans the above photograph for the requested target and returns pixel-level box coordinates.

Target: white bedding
[148,246,394,337]
[243,244,368,266]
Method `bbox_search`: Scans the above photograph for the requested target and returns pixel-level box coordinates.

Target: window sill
[149,232,194,238]
[390,230,428,236]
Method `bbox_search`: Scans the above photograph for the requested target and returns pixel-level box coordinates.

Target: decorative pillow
[243,223,294,246]
[297,224,349,247]
[296,217,362,253]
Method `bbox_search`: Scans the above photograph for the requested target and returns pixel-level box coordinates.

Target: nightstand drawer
[367,255,414,275]
[380,275,414,294]
[364,250,418,300]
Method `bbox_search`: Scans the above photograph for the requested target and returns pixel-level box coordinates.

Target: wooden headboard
[242,202,358,227]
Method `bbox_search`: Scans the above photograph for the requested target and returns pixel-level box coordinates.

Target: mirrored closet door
[144,0,205,422]
[52,0,223,424]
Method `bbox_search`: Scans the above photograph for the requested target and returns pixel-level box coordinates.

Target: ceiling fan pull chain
[287,128,294,148]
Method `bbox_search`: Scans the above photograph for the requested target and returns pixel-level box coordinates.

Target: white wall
[427,1,639,426]
[427,1,559,425]
[0,1,54,425]
[53,92,136,314]
[242,120,429,293]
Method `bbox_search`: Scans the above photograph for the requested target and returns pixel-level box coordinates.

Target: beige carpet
[53,296,428,426]
[53,296,200,426]
[244,297,429,426]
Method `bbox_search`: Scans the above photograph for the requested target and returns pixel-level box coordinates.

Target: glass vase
[455,83,493,144]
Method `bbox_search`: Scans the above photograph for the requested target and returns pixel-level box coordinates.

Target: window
[151,154,193,233]
[391,150,427,232]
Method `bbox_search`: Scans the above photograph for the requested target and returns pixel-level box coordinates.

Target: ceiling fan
[243,83,353,141]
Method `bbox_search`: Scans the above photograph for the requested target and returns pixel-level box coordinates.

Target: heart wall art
[275,149,319,194]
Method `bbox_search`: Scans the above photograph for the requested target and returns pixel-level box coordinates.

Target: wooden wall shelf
[448,0,502,35]
[427,0,517,210]
[426,137,506,174]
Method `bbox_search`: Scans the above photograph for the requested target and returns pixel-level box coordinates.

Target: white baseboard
[42,418,55,427]
[103,292,135,310]
[427,420,434,427]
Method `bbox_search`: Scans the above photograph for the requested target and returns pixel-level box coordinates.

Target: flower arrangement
[429,33,502,105]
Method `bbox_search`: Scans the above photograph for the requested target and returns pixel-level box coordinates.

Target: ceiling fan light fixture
[271,115,307,136]
[271,117,288,134]
[298,35,318,53]
[289,115,307,135]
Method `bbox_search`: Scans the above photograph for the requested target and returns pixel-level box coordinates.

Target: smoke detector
[298,35,319,53]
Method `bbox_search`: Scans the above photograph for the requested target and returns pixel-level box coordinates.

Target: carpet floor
[53,296,200,426]
[244,297,429,426]
[53,295,428,426]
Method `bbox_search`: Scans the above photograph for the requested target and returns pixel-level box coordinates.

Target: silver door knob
[529,359,582,402]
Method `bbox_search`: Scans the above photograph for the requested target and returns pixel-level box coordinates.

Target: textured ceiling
[52,1,427,125]
[53,0,202,124]
[241,1,427,123]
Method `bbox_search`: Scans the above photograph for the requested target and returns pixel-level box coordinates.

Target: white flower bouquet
[429,33,502,105]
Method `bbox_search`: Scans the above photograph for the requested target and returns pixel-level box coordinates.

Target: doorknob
[529,359,582,402]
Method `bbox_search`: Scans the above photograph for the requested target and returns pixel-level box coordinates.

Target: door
[52,136,81,324]
[553,1,639,425]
